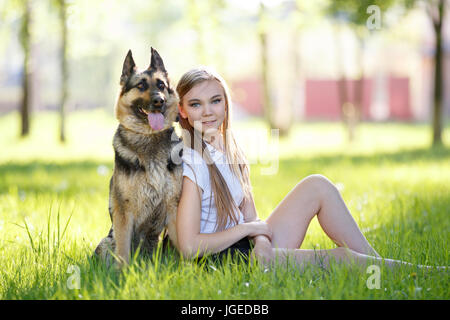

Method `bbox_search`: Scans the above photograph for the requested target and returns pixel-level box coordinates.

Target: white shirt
[182,142,245,233]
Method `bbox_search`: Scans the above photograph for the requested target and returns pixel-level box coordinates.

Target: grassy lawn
[0,110,449,299]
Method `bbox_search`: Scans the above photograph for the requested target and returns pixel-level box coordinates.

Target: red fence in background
[231,77,412,121]
[231,78,262,115]
[305,79,373,121]
[388,77,412,119]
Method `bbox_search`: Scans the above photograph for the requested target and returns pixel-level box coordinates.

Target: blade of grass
[57,200,62,250]
[47,201,53,258]
[23,218,36,254]
[60,207,74,246]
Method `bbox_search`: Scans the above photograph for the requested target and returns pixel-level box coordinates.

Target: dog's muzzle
[151,94,165,112]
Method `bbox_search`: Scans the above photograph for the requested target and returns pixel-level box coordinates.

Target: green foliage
[327,0,397,26]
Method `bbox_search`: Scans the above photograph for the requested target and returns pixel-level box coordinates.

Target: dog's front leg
[113,211,134,267]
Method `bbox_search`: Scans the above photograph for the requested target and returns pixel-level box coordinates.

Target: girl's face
[179,79,226,135]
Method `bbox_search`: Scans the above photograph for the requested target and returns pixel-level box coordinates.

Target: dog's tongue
[148,112,164,131]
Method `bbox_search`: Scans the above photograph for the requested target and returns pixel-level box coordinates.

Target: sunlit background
[0,0,449,300]
[1,0,449,159]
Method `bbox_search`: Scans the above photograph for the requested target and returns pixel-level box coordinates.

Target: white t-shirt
[182,142,245,234]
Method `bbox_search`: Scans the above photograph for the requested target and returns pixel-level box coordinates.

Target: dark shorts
[162,234,253,264]
[207,237,253,263]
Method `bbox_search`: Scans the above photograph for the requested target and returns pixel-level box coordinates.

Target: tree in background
[0,0,33,137]
[290,0,329,135]
[54,0,68,143]
[327,0,395,143]
[187,0,207,65]
[186,0,226,68]
[329,0,447,147]
[18,0,32,137]
[258,1,276,132]
[425,0,446,147]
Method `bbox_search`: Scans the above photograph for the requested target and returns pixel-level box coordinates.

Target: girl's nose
[202,103,213,116]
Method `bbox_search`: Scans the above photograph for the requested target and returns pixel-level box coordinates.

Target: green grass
[0,110,449,299]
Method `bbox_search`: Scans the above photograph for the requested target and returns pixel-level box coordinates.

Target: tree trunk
[333,24,354,142]
[352,34,365,141]
[188,0,207,65]
[19,0,31,137]
[431,0,444,147]
[291,25,302,129]
[259,2,275,130]
[59,0,68,143]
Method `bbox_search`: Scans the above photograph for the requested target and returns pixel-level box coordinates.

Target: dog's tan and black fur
[94,48,182,265]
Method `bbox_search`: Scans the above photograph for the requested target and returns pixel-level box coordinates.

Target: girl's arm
[239,191,274,264]
[177,177,272,259]
[239,191,272,247]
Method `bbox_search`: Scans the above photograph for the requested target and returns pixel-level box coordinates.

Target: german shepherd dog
[94,48,182,266]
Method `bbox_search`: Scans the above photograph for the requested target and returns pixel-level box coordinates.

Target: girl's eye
[190,102,200,108]
[212,98,221,104]
[157,80,165,90]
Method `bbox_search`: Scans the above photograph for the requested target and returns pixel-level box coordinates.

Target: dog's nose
[152,96,165,109]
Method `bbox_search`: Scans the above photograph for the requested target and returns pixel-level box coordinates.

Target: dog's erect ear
[120,50,136,85]
[149,47,167,73]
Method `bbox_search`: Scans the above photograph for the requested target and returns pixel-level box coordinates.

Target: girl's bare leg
[266,174,380,256]
[259,175,447,272]
[265,247,447,273]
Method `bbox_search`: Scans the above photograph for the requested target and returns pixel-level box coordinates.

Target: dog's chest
[140,154,175,193]
[131,154,181,226]
[142,147,182,196]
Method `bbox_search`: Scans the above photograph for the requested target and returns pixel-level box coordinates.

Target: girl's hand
[243,220,273,240]
[251,238,274,266]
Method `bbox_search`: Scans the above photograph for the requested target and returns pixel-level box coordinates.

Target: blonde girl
[175,66,444,271]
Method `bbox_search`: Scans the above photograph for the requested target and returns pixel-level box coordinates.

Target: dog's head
[115,47,179,134]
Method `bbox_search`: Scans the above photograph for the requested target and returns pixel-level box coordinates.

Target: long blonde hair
[177,66,252,232]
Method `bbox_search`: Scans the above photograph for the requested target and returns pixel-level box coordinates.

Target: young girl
[175,66,444,271]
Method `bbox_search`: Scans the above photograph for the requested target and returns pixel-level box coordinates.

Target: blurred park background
[1,0,449,149]
[0,0,450,300]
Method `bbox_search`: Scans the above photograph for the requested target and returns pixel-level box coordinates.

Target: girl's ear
[178,104,187,119]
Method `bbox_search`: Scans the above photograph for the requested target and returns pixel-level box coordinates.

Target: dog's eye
[136,81,147,90]
[156,80,165,91]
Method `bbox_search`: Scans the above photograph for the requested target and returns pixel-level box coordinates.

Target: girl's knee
[300,174,333,187]
[298,174,338,198]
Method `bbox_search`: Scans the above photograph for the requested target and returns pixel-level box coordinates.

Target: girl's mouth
[202,120,216,126]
